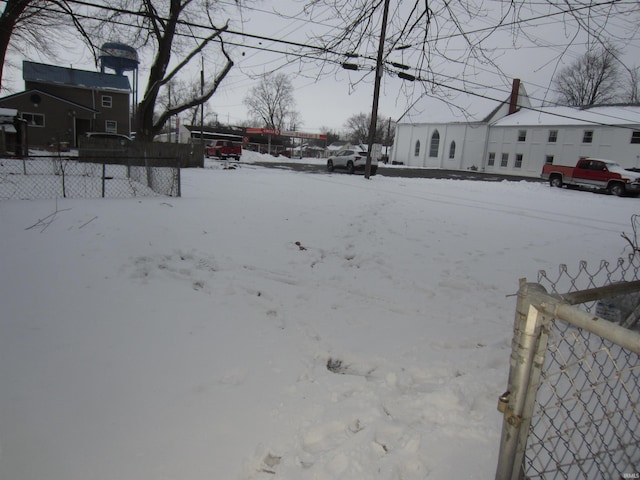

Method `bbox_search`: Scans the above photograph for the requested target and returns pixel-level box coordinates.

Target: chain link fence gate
[495,257,640,479]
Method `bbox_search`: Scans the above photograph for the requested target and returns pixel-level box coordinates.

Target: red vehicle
[541,157,640,197]
[205,140,242,160]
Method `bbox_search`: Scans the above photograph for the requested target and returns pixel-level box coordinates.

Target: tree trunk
[134,0,181,142]
[0,0,31,92]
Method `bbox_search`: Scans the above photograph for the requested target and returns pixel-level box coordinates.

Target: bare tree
[344,112,393,146]
[86,1,236,142]
[623,67,640,104]
[0,0,93,91]
[344,113,368,145]
[288,1,639,114]
[0,1,35,90]
[295,0,517,113]
[345,112,381,145]
[244,73,299,130]
[553,44,622,106]
[136,2,233,141]
[319,127,341,145]
[157,78,219,128]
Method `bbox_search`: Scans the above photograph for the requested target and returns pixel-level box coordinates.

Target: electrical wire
[7,0,639,128]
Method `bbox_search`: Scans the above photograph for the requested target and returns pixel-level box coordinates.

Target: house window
[545,155,554,164]
[102,95,112,108]
[105,120,117,133]
[449,141,456,159]
[515,154,523,168]
[501,153,509,167]
[518,130,527,142]
[429,130,440,157]
[487,152,495,166]
[631,131,640,144]
[21,112,45,127]
[583,130,594,143]
[548,130,558,143]
[414,140,420,156]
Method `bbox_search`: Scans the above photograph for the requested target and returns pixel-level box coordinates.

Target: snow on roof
[188,130,242,140]
[397,93,502,124]
[397,77,640,128]
[327,143,348,151]
[0,107,17,117]
[492,105,640,127]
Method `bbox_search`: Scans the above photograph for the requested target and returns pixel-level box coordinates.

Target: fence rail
[495,260,640,480]
[0,155,180,200]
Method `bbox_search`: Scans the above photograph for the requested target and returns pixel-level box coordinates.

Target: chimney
[508,78,521,115]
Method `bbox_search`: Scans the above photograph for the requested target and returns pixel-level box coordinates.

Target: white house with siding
[391,80,640,177]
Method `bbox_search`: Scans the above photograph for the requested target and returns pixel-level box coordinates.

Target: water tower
[99,42,140,121]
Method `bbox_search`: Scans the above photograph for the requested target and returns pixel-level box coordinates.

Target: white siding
[392,123,488,170]
[396,117,640,177]
[485,125,640,176]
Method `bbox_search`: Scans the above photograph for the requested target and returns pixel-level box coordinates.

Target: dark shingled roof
[23,61,130,92]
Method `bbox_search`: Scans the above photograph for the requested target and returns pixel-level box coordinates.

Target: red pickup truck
[205,140,242,160]
[541,158,640,197]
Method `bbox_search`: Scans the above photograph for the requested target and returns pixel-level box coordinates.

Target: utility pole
[364,0,391,179]
[200,56,204,147]
[168,83,172,142]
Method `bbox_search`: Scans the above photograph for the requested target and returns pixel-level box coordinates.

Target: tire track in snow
[306,175,632,233]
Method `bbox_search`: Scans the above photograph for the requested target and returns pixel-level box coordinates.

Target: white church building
[390,79,640,177]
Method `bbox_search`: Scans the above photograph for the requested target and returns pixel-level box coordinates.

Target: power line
[14,0,640,128]
[392,69,640,128]
[60,0,633,67]
[63,0,360,59]
[31,1,357,73]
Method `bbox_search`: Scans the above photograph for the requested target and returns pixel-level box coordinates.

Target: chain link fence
[495,256,640,479]
[0,155,180,200]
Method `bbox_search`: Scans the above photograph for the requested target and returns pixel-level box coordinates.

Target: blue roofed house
[0,60,131,149]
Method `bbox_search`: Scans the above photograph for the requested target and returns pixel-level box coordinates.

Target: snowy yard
[1,153,639,479]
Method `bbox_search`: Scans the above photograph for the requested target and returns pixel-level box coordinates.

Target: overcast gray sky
[4,0,639,134]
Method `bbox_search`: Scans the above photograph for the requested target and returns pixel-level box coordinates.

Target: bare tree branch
[244,73,299,130]
[161,21,228,88]
[0,0,98,91]
[553,42,622,106]
[155,38,233,132]
[281,0,639,118]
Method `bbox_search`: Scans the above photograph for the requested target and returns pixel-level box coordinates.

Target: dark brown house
[0,61,130,149]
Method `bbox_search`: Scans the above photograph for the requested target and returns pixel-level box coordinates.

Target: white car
[327,150,378,175]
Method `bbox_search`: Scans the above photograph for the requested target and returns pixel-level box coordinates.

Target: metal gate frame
[495,279,640,479]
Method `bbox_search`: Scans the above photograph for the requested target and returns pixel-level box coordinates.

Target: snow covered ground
[1,151,639,479]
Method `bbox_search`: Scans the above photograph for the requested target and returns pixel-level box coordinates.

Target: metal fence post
[495,281,549,480]
[101,162,106,198]
[495,262,640,478]
[176,158,181,197]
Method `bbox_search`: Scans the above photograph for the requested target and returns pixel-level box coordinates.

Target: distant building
[0,61,131,149]
[0,107,21,154]
[392,79,640,176]
[326,141,351,156]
